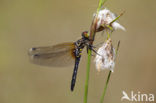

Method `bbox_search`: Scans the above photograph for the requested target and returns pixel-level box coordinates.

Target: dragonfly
[28,31,93,91]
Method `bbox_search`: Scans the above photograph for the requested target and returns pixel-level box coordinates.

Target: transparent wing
[28,42,75,67]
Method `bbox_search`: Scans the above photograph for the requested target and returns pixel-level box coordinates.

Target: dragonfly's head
[82,31,89,40]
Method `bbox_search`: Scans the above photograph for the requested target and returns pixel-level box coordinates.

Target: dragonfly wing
[28,42,75,67]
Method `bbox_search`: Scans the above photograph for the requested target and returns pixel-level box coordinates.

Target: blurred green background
[0,0,156,103]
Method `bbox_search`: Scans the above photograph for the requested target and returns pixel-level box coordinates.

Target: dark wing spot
[33,54,40,57]
[31,48,37,51]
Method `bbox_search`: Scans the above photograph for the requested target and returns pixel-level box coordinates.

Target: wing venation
[28,42,75,67]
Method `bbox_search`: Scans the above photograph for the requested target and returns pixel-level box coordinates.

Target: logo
[121,91,154,102]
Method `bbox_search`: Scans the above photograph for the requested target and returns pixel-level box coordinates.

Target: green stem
[83,0,108,102]
[106,30,110,39]
[97,0,108,12]
[100,71,112,103]
[110,11,125,25]
[100,40,120,103]
[84,49,92,103]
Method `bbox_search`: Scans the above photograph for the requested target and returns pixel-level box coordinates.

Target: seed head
[96,8,125,32]
[94,38,116,72]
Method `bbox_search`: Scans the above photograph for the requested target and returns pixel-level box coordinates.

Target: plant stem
[100,40,120,103]
[84,49,92,103]
[97,0,108,12]
[100,71,112,103]
[100,30,112,103]
[110,11,125,25]
[83,0,108,102]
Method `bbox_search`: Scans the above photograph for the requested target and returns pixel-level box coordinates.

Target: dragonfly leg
[86,44,102,57]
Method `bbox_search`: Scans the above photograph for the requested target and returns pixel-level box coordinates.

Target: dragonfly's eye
[82,31,89,39]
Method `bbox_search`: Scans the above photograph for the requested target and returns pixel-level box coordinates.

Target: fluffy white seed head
[96,8,125,31]
[94,38,116,72]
